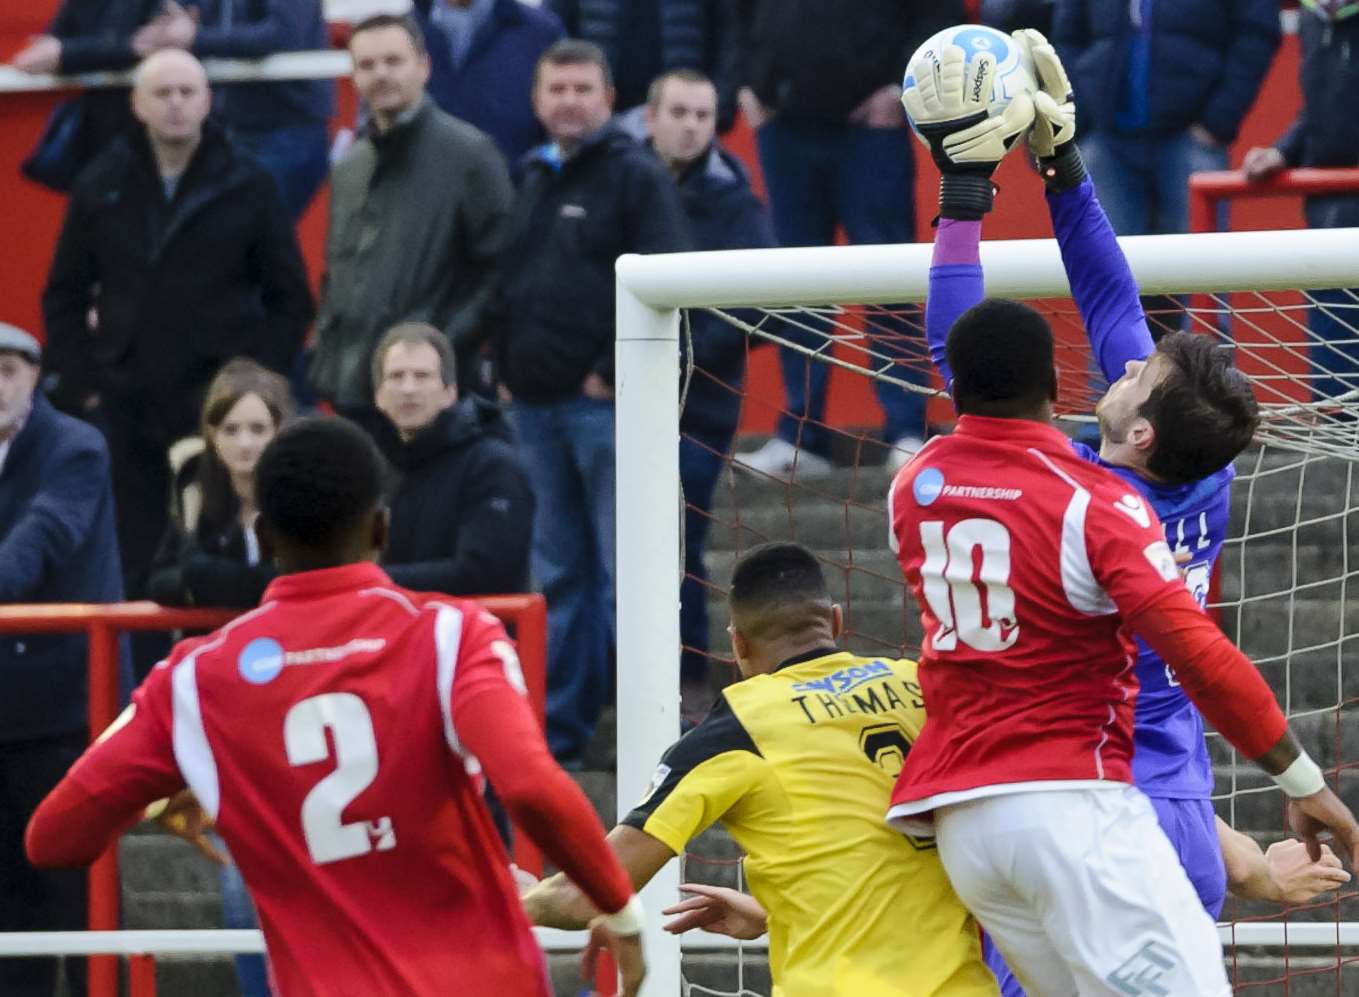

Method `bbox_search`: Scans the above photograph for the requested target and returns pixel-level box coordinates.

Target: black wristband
[1038,143,1086,194]
[939,173,994,221]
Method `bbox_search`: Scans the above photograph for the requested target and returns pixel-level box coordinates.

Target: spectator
[733,0,963,478]
[1053,0,1280,240]
[42,49,314,604]
[0,323,127,997]
[371,323,535,595]
[129,0,337,219]
[547,0,739,130]
[1243,0,1359,402]
[411,0,566,166]
[147,357,289,997]
[496,39,689,762]
[639,67,775,718]
[149,358,293,610]
[9,0,161,187]
[311,14,513,415]
[981,0,1055,34]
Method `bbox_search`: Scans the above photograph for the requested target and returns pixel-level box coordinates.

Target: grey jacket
[312,96,513,408]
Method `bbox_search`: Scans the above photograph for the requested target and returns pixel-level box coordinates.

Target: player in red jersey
[25,417,646,997]
[885,299,1359,995]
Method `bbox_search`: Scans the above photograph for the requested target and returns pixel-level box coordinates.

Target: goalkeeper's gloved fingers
[1029,90,1076,159]
[1012,29,1073,102]
[940,91,1036,170]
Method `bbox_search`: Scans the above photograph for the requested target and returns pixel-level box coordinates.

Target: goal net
[613,227,1359,996]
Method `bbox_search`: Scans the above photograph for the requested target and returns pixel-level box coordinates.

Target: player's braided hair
[255,417,388,551]
[1141,332,1260,485]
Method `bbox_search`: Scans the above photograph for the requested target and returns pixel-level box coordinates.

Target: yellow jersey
[622,649,999,997]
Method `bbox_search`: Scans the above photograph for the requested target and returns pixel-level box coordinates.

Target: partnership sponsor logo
[237,637,387,685]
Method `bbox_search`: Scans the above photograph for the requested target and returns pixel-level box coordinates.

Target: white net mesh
[671,285,1359,996]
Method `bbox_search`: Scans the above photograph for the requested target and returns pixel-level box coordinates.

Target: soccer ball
[901,24,1036,134]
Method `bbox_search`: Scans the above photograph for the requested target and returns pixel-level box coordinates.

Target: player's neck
[1098,439,1164,482]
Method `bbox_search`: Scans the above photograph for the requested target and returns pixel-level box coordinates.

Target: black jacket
[1276,11,1359,229]
[0,393,129,742]
[671,142,776,442]
[737,0,963,124]
[1053,0,1280,143]
[43,122,314,433]
[496,124,690,402]
[379,399,536,596]
[148,514,275,610]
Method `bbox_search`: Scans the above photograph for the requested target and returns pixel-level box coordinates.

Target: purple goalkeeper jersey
[924,179,1232,800]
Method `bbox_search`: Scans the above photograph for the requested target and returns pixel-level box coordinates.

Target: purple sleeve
[1046,178,1155,382]
[926,219,985,395]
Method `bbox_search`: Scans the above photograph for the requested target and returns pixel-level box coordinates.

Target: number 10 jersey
[886,415,1190,832]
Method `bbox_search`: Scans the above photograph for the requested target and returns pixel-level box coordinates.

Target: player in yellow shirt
[522,542,1000,996]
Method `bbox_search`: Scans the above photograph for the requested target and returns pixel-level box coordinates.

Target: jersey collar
[774,646,846,672]
[261,562,395,602]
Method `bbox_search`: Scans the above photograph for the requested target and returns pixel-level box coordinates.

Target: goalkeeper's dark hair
[947,298,1058,417]
[1140,332,1259,485]
[256,417,388,552]
[730,542,831,641]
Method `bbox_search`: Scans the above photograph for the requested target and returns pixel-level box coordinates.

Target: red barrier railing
[1189,167,1359,233]
[0,593,547,997]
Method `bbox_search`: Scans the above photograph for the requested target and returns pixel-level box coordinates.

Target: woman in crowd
[149,356,294,997]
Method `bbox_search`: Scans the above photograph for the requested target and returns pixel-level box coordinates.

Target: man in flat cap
[0,322,129,996]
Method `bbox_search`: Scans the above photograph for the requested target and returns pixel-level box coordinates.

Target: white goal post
[614,226,1359,995]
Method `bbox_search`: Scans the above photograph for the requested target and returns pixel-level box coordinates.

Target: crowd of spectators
[1,0,1357,989]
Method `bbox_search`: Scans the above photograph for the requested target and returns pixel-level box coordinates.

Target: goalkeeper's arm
[1011,28,1156,381]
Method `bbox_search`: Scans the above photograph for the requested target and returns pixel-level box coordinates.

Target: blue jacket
[187,0,336,130]
[1276,9,1359,229]
[1053,0,1280,143]
[670,142,777,442]
[0,392,128,743]
[413,0,565,166]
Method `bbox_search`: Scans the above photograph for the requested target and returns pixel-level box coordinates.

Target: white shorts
[935,785,1230,997]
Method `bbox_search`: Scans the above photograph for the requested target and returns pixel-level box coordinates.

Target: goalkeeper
[522,541,1003,996]
[907,25,1350,929]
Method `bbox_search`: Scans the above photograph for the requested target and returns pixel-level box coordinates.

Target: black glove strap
[939,174,994,221]
[916,111,990,175]
[1039,143,1086,194]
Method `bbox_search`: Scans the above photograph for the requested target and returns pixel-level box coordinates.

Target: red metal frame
[1188,167,1359,232]
[0,593,546,997]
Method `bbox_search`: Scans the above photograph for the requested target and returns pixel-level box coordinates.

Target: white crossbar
[1,924,1356,956]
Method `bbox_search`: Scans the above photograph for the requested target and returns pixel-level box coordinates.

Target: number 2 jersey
[24,563,634,997]
[624,648,1000,997]
[923,178,1235,800]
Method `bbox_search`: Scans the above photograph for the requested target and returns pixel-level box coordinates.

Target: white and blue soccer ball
[901,24,1036,133]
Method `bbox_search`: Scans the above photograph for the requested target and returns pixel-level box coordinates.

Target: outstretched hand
[1265,839,1351,904]
[1288,785,1359,866]
[661,883,767,940]
[902,45,1035,177]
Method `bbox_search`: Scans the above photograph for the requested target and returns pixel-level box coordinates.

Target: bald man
[43,50,314,623]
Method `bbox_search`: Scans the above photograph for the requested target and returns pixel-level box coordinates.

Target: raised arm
[1015,29,1154,382]
[901,40,1035,397]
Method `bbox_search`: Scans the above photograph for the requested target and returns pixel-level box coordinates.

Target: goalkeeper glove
[902,44,1035,220]
[1012,29,1084,193]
